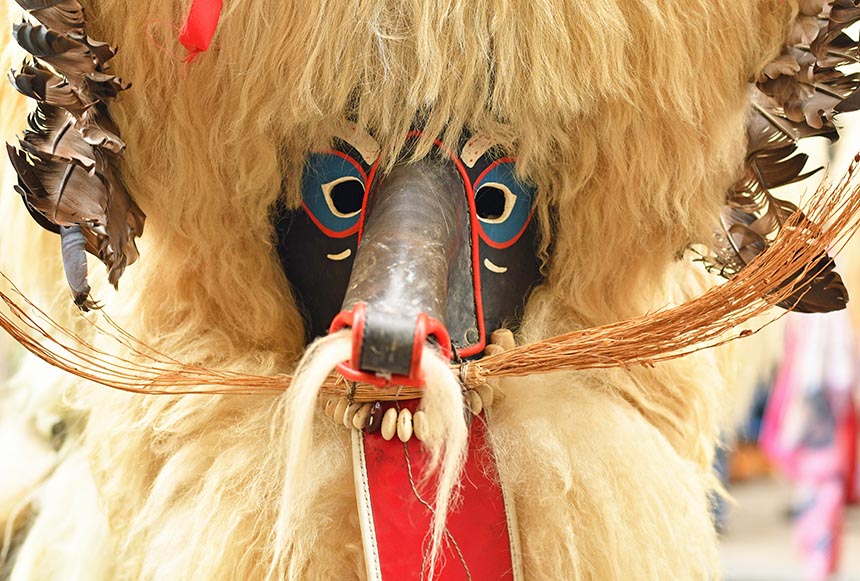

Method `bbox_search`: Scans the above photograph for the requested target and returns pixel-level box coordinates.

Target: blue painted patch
[474,161,536,246]
[302,152,366,236]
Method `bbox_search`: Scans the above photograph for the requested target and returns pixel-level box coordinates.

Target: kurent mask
[275,129,543,385]
[3,2,859,579]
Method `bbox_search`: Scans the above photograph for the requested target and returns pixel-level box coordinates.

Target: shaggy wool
[0,0,801,579]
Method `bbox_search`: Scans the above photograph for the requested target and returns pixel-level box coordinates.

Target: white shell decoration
[396,408,413,443]
[381,408,398,441]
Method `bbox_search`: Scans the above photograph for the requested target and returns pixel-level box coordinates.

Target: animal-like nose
[329,157,469,386]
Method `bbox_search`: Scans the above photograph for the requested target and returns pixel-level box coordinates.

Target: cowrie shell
[467,390,483,415]
[353,403,372,430]
[483,344,504,356]
[413,410,428,442]
[475,384,494,408]
[333,398,349,424]
[343,402,362,428]
[490,328,516,351]
[381,408,398,441]
[397,408,413,443]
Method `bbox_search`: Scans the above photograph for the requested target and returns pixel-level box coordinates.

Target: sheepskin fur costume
[0,0,802,579]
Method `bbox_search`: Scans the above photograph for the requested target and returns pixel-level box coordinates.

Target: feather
[9,140,106,223]
[9,61,90,118]
[6,0,143,308]
[22,104,97,167]
[13,0,85,35]
[811,0,860,57]
[13,22,98,85]
[704,0,860,313]
[776,254,847,313]
[60,224,96,310]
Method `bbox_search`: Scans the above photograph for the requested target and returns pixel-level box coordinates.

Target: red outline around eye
[473,157,537,250]
[357,158,380,244]
[302,149,369,239]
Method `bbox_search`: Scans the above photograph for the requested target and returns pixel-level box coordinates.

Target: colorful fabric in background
[761,311,860,581]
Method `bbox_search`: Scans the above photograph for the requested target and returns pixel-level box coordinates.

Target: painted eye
[473,160,536,248]
[301,151,368,238]
[475,182,516,224]
[323,177,365,218]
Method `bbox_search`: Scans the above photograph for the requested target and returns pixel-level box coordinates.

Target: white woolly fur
[0,0,799,579]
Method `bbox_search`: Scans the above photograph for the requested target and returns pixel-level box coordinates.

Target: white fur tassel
[418,349,469,580]
[269,331,352,580]
[268,334,468,580]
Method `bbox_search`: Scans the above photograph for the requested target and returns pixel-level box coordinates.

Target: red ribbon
[179,0,223,62]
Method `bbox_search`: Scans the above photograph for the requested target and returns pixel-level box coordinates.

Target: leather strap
[353,406,522,580]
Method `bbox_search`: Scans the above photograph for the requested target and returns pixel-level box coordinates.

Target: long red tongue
[179,0,223,62]
[356,405,520,580]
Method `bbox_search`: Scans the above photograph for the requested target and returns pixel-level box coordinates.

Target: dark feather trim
[13,0,85,36]
[6,0,143,309]
[703,0,859,313]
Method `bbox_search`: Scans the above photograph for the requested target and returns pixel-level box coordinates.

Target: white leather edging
[484,408,525,581]
[352,429,383,581]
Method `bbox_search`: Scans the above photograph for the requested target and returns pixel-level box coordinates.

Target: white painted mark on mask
[483,258,508,273]
[327,249,353,261]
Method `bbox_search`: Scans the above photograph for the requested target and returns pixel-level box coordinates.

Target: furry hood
[0,1,810,579]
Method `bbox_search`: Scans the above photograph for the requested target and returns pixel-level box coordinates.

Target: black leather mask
[275,131,542,386]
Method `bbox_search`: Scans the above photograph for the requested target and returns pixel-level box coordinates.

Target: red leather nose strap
[412,313,453,372]
[330,303,369,378]
[330,304,452,388]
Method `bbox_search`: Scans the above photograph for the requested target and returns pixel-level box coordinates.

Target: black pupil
[331,179,365,215]
[475,186,507,220]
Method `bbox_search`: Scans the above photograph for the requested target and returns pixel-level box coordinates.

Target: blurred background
[717,110,860,581]
[720,467,859,580]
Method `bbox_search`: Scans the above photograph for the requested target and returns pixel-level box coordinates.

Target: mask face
[276,142,373,342]
[275,129,543,375]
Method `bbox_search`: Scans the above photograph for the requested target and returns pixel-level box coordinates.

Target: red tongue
[179,0,223,62]
[356,407,520,580]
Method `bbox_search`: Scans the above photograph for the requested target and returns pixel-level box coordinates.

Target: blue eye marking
[301,151,367,238]
[473,160,536,248]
